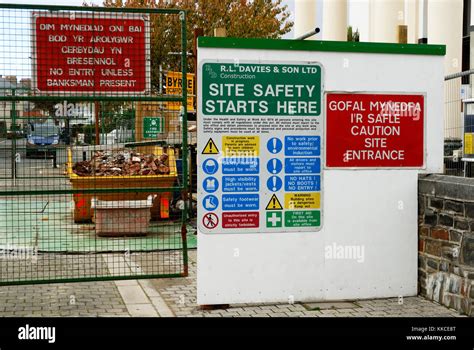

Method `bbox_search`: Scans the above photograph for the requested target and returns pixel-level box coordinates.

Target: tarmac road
[0,138,70,192]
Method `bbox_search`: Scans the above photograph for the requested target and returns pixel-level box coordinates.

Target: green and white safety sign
[198,61,323,233]
[143,117,164,139]
[202,63,321,116]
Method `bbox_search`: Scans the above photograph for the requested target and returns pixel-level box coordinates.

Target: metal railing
[444,70,474,177]
[0,4,191,285]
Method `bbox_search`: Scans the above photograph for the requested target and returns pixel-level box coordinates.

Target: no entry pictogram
[202,213,219,229]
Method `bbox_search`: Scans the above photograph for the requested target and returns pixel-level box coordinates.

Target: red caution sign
[33,13,149,94]
[222,212,259,229]
[326,93,424,168]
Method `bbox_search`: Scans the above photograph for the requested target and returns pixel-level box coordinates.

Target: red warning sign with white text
[222,212,259,229]
[32,12,149,94]
[326,93,424,168]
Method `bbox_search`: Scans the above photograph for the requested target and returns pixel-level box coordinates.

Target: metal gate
[0,4,190,285]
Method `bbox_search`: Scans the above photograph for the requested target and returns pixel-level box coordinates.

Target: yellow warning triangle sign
[266,194,283,210]
[202,138,219,154]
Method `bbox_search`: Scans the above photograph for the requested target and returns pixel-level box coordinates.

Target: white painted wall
[427,0,464,139]
[322,0,348,41]
[348,0,369,42]
[369,0,405,43]
[405,0,419,44]
[428,0,463,75]
[197,45,444,305]
[294,0,318,39]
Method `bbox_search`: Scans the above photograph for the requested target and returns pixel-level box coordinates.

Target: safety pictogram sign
[266,211,283,228]
[198,60,323,233]
[265,194,283,210]
[202,138,219,154]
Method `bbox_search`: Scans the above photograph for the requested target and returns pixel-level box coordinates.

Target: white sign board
[197,38,445,306]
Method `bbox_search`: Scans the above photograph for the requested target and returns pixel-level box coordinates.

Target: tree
[96,0,293,89]
[347,26,360,42]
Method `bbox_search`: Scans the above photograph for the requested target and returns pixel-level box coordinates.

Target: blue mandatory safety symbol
[284,136,320,156]
[285,157,320,174]
[285,175,321,192]
[266,176,283,192]
[222,158,259,174]
[222,176,259,192]
[203,158,219,175]
[203,176,219,193]
[266,158,283,174]
[222,194,259,211]
[267,137,283,154]
[202,195,219,211]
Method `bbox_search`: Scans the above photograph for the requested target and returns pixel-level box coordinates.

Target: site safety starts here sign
[326,93,425,168]
[198,61,323,234]
[32,12,150,94]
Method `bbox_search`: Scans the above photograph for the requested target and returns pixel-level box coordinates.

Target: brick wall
[418,174,474,316]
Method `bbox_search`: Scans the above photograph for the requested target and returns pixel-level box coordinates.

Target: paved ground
[0,138,464,317]
[0,250,465,317]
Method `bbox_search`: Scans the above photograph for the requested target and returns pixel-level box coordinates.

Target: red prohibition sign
[202,213,219,229]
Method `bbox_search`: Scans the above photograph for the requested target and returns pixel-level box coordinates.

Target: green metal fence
[0,4,190,285]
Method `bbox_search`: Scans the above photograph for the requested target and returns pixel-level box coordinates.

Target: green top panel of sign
[198,37,446,56]
[202,62,322,116]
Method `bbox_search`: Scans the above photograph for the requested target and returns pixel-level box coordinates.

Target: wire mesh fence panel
[0,4,190,285]
[444,70,474,177]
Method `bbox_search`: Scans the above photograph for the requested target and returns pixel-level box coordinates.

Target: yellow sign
[165,71,195,112]
[202,138,219,155]
[265,194,283,210]
[465,133,474,154]
[285,193,320,210]
[222,136,259,157]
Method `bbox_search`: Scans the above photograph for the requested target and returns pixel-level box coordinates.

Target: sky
[283,0,370,41]
[0,0,369,39]
[0,0,100,5]
[0,0,369,79]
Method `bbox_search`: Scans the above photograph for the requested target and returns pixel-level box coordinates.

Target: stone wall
[418,174,474,316]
